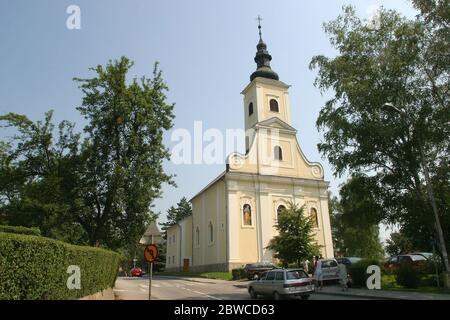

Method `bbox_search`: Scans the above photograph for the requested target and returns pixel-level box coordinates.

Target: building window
[310,208,319,228]
[243,204,252,226]
[274,145,283,161]
[208,222,214,244]
[195,227,200,247]
[249,102,254,116]
[172,256,175,264]
[269,99,279,112]
[173,234,176,243]
[277,205,286,219]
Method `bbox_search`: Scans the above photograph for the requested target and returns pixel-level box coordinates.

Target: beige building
[165,29,333,272]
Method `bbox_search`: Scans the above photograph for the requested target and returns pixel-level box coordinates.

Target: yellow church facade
[165,28,333,272]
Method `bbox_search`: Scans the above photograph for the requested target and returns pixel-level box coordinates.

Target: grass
[154,271,233,281]
[381,274,450,295]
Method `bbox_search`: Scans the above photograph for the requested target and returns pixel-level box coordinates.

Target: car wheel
[249,287,258,299]
[301,294,310,300]
[273,291,282,300]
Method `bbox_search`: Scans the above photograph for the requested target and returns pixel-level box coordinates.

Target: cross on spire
[256,15,263,40]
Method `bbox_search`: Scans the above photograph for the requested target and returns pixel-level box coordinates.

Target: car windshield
[410,255,427,261]
[322,260,338,267]
[286,270,308,280]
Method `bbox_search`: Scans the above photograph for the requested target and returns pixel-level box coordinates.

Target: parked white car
[314,259,340,282]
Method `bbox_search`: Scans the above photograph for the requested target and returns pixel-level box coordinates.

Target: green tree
[329,177,385,259]
[0,112,86,243]
[309,4,449,252]
[0,57,175,250]
[160,197,192,238]
[385,232,415,256]
[267,203,319,267]
[71,57,175,248]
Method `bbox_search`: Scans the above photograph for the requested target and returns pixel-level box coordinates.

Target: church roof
[256,117,297,133]
[250,17,279,82]
[189,171,226,202]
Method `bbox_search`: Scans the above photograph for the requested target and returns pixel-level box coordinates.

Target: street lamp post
[383,103,450,289]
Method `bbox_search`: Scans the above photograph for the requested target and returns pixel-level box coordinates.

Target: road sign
[144,244,158,263]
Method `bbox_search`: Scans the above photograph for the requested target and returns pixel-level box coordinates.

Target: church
[165,24,334,272]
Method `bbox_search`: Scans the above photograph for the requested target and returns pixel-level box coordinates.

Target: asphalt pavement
[113,276,369,300]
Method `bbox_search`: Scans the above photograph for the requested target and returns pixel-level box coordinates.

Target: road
[114,276,368,300]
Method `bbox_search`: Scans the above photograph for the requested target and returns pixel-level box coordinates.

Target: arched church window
[310,208,319,228]
[269,99,279,112]
[277,205,286,219]
[243,204,252,226]
[249,102,254,116]
[208,222,214,244]
[274,145,283,161]
[195,227,200,247]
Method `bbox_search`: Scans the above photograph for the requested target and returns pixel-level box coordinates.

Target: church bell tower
[241,18,293,151]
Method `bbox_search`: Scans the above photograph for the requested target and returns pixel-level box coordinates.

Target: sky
[0,0,418,243]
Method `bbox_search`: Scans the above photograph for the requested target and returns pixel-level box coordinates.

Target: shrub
[0,225,41,236]
[0,232,120,300]
[231,268,246,280]
[396,263,421,288]
[349,259,380,287]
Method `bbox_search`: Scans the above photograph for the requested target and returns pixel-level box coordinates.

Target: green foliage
[329,177,385,260]
[385,232,415,256]
[0,111,85,244]
[160,197,192,237]
[310,4,449,250]
[267,203,319,266]
[396,263,421,288]
[0,56,175,249]
[0,225,40,236]
[231,268,247,280]
[201,272,233,281]
[0,232,120,300]
[349,258,380,287]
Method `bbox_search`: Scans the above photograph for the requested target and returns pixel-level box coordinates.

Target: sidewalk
[315,285,450,300]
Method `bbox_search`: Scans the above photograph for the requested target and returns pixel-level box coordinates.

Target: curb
[313,290,402,300]
[154,275,218,285]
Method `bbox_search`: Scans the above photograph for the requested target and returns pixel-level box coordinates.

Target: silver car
[247,269,314,300]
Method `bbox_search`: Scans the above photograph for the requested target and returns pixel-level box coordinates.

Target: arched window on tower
[249,102,254,116]
[274,145,283,161]
[269,99,279,112]
[208,222,214,244]
[310,208,319,228]
[277,205,286,220]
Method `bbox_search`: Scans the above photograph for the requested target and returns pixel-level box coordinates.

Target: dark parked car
[384,254,428,272]
[336,257,362,272]
[244,262,276,280]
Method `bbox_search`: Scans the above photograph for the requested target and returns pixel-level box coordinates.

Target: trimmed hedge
[349,259,381,287]
[396,263,421,288]
[232,268,247,280]
[0,225,41,236]
[0,232,120,300]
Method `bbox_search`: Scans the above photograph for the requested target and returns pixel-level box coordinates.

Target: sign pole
[148,235,154,300]
[149,260,153,300]
[143,236,158,301]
